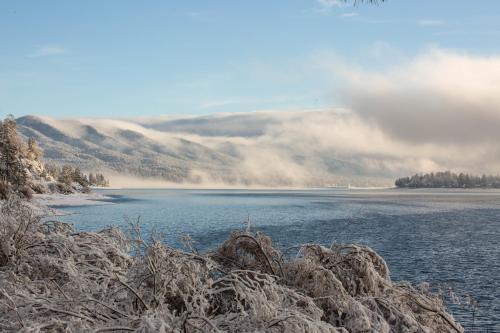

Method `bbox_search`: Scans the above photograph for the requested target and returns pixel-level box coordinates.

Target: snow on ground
[34,192,113,209]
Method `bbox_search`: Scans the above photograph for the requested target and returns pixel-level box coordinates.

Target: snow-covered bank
[34,191,113,208]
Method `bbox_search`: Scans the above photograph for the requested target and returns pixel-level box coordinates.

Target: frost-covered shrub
[0,199,464,333]
[28,181,47,194]
[46,181,74,194]
[211,231,464,333]
[18,185,33,200]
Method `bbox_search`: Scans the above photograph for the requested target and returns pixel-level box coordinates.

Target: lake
[54,188,500,330]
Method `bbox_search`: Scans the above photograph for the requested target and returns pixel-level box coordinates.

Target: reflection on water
[56,188,500,329]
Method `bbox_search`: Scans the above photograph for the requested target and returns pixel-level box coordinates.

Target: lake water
[54,188,500,330]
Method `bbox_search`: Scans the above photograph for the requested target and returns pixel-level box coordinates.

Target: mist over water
[55,188,500,330]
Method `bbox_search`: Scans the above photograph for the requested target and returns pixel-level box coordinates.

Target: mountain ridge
[15,112,396,187]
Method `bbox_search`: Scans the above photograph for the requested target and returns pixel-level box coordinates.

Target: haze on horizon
[2,0,500,184]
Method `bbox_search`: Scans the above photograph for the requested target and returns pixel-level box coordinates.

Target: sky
[1,0,500,118]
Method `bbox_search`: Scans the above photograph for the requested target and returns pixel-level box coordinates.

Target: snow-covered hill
[16,110,423,187]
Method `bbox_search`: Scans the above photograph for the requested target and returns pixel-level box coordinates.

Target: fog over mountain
[12,110,492,188]
[15,49,500,188]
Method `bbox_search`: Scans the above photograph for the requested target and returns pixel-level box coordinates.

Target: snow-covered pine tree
[0,115,27,188]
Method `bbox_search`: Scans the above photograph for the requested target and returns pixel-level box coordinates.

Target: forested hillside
[0,115,108,199]
[14,113,400,187]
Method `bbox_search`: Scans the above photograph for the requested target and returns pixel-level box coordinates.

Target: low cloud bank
[168,49,500,182]
[339,49,500,146]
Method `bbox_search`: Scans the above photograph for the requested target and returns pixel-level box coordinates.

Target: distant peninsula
[395,171,500,188]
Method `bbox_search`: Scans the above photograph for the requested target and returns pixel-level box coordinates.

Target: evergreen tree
[0,115,27,187]
[26,137,42,161]
[88,173,96,185]
[58,165,74,186]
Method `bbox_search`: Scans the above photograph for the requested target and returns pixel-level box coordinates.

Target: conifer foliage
[396,171,500,188]
[0,115,27,188]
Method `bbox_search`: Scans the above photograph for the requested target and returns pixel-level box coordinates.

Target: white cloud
[340,12,359,18]
[199,47,500,180]
[179,47,500,179]
[317,0,344,8]
[166,48,500,179]
[28,44,69,58]
[313,0,346,14]
[336,49,500,145]
[417,19,445,27]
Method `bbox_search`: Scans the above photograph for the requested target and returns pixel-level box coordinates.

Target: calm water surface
[55,188,500,330]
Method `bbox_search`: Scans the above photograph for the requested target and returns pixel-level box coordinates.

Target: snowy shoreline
[34,192,114,215]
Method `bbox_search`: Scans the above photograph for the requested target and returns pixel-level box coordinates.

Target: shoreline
[34,192,114,215]
[98,185,397,191]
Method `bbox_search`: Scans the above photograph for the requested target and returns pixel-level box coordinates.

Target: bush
[56,182,74,194]
[29,182,47,194]
[81,185,91,193]
[47,182,58,193]
[19,185,33,200]
[47,181,74,194]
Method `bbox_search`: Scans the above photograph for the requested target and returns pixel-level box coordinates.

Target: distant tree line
[44,164,109,190]
[395,171,500,189]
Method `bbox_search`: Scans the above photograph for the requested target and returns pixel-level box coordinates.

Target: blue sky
[1,0,500,118]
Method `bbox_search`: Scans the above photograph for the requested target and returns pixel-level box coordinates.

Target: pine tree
[58,165,74,186]
[26,137,42,161]
[0,115,27,187]
[88,173,96,186]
